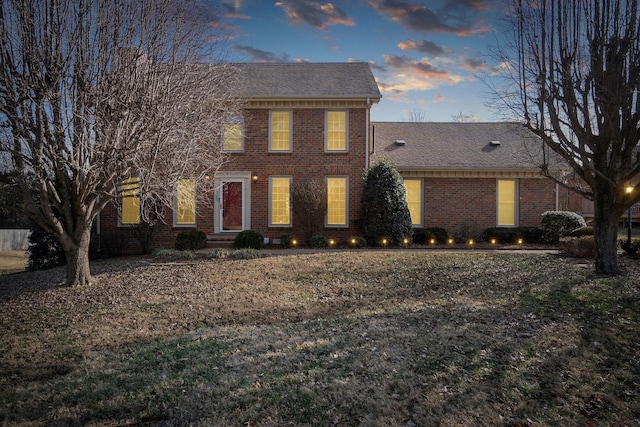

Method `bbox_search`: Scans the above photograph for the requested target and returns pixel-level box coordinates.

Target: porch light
[252,174,258,183]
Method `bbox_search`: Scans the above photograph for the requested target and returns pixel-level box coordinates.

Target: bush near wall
[541,211,587,243]
[174,230,207,251]
[234,230,264,250]
[413,227,448,244]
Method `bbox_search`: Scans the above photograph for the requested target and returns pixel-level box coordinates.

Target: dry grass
[0,250,27,274]
[0,251,639,426]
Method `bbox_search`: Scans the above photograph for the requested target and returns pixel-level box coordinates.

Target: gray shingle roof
[371,122,554,171]
[234,62,381,100]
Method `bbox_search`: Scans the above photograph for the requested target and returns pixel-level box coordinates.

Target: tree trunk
[61,228,93,286]
[592,188,623,275]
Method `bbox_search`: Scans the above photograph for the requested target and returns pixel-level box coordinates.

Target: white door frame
[214,172,251,234]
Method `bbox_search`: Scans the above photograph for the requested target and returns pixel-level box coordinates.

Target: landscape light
[490,238,497,244]
[350,238,356,245]
[447,238,454,244]
[468,239,474,245]
[328,239,335,246]
[291,239,297,247]
[517,238,524,245]
[429,238,436,245]
[381,238,388,246]
[403,238,409,245]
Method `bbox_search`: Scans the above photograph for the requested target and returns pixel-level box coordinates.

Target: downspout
[365,97,371,169]
[555,182,559,210]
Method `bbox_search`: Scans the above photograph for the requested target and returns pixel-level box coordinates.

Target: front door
[221,180,244,231]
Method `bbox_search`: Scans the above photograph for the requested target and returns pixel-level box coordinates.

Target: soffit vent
[395,139,406,146]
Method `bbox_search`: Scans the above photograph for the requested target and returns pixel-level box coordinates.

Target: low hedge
[174,230,207,251]
[480,227,543,244]
[413,227,448,244]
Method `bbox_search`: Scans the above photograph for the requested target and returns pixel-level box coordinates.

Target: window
[403,178,423,226]
[327,177,348,226]
[270,111,292,152]
[223,114,244,151]
[175,179,195,226]
[269,176,291,226]
[120,177,140,225]
[326,111,347,151]
[497,179,517,226]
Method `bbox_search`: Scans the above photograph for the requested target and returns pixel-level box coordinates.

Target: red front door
[222,181,243,231]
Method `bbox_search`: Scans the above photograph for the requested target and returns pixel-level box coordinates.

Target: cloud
[275,1,355,30]
[376,55,465,94]
[232,45,291,62]
[462,58,500,75]
[384,55,452,80]
[397,39,448,56]
[369,0,491,36]
[221,1,250,19]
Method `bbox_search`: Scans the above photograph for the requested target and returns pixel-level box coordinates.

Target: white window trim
[222,122,245,153]
[404,178,424,227]
[325,176,349,228]
[325,110,349,153]
[268,175,292,227]
[269,110,293,153]
[173,179,197,228]
[496,179,519,227]
[118,177,140,227]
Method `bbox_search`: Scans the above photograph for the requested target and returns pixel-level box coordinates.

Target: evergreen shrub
[234,230,264,249]
[541,211,587,243]
[174,230,207,251]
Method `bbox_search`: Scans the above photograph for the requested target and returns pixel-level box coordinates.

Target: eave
[398,167,553,179]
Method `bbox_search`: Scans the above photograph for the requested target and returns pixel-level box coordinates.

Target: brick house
[370,122,561,238]
[99,63,571,251]
[99,62,382,250]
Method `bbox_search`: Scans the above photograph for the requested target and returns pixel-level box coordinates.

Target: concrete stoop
[206,234,236,249]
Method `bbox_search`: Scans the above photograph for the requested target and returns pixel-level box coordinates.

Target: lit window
[175,179,195,226]
[223,114,244,151]
[403,179,422,226]
[326,111,347,151]
[270,111,291,151]
[120,177,140,225]
[269,176,291,226]
[497,179,517,226]
[327,177,348,226]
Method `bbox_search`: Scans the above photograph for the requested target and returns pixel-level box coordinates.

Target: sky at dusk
[215,0,510,122]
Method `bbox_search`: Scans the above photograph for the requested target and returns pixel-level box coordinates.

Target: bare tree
[291,178,327,242]
[403,109,429,122]
[0,0,241,285]
[493,0,640,275]
[451,111,478,123]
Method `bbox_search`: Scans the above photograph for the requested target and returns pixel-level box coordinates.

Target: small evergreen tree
[359,158,413,245]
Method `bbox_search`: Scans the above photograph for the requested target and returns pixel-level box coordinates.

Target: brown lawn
[0,251,638,426]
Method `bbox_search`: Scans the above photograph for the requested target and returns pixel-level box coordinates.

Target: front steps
[206,234,236,249]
